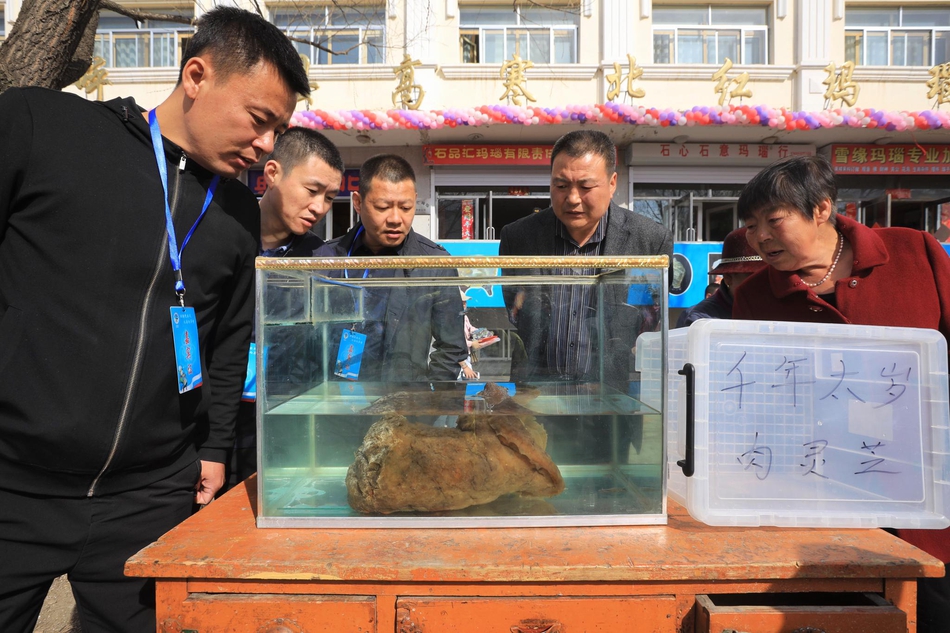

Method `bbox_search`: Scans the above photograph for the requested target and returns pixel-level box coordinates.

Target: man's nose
[310,197,326,216]
[566,186,581,204]
[385,207,402,224]
[253,130,276,156]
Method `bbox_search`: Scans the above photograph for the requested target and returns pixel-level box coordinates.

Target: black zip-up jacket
[0,88,259,496]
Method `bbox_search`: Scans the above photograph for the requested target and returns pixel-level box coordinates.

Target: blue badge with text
[242,342,257,402]
[170,306,202,393]
[334,329,366,381]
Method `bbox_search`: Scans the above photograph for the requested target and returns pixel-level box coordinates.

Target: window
[846,6,950,66]
[94,10,194,68]
[652,6,769,64]
[271,5,384,65]
[459,5,579,64]
[1,5,6,43]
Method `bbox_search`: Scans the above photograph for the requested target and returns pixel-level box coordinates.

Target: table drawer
[159,594,375,633]
[396,596,676,632]
[694,592,906,633]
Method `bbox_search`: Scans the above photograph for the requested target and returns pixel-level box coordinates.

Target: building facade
[3,0,949,303]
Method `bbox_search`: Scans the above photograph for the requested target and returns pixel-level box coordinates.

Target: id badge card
[242,342,257,402]
[170,306,203,393]
[334,329,366,381]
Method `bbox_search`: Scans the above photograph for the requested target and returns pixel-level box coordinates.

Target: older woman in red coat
[733,154,950,633]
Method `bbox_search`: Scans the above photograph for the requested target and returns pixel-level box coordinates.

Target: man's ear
[180,56,211,100]
[263,160,281,187]
[352,192,363,217]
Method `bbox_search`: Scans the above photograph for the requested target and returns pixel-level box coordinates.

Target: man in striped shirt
[498,130,673,462]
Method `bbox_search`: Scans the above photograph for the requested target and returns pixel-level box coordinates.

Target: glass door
[436,188,550,240]
[672,193,695,241]
[438,195,484,239]
[699,198,738,241]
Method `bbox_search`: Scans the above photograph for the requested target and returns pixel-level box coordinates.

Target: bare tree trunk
[0,0,102,93]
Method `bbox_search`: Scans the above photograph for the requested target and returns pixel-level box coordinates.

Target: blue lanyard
[148,109,220,306]
[344,225,370,279]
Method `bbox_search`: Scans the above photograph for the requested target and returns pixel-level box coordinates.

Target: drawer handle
[511,620,562,633]
[791,628,827,633]
[258,620,303,633]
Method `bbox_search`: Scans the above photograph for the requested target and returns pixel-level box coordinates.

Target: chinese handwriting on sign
[722,351,755,409]
[393,54,425,110]
[500,54,536,106]
[606,54,645,101]
[823,61,860,108]
[75,57,111,101]
[297,54,320,109]
[926,62,950,108]
[711,58,752,106]
[738,431,772,480]
[771,356,815,408]
[723,352,911,481]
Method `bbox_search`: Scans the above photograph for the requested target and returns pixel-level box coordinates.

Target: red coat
[734,215,950,561]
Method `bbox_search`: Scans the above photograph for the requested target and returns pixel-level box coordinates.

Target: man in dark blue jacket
[0,8,308,632]
[228,128,345,490]
[314,154,468,384]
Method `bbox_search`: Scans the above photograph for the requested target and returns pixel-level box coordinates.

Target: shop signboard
[830,145,950,174]
[247,169,267,197]
[438,240,504,308]
[627,143,815,166]
[670,242,724,309]
[423,144,553,166]
[337,169,360,198]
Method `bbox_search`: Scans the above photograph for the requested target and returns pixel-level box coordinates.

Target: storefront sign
[886,188,913,199]
[338,169,360,198]
[830,145,950,174]
[247,169,267,196]
[627,143,814,166]
[423,144,553,166]
[670,242,726,309]
[246,168,359,198]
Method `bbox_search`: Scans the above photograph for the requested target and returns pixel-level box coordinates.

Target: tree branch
[98,0,195,26]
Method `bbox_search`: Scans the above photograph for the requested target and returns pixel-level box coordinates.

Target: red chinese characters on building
[423,144,554,166]
[830,144,950,174]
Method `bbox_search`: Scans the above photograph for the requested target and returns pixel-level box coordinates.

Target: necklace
[801,230,843,288]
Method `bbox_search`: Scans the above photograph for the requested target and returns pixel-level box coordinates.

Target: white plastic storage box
[636,319,950,528]
[636,328,688,505]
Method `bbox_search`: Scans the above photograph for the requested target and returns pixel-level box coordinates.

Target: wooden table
[127,476,944,633]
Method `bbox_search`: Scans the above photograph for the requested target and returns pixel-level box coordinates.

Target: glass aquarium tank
[255,256,668,527]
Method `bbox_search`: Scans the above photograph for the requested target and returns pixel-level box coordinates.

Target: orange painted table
[127,476,944,633]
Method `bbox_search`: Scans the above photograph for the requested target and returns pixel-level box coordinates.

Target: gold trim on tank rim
[255,255,670,270]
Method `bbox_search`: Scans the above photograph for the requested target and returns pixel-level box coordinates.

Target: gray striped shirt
[548,212,608,379]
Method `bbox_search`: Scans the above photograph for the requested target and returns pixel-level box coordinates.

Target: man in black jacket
[307,155,468,467]
[0,8,309,632]
[315,154,468,384]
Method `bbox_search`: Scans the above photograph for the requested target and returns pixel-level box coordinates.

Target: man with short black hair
[227,128,344,489]
[499,129,673,382]
[259,127,345,255]
[315,154,468,383]
[0,7,307,631]
[498,130,673,463]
